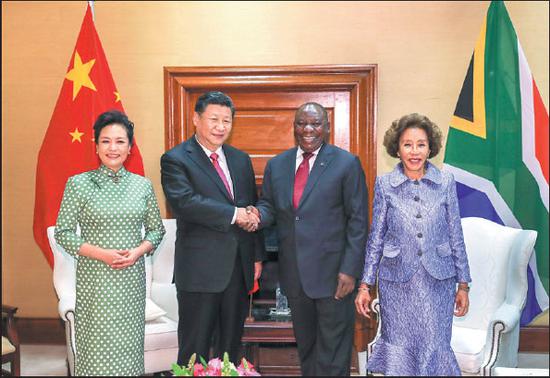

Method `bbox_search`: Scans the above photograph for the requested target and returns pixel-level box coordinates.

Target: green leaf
[172,363,192,376]
[200,355,208,368]
[187,353,196,369]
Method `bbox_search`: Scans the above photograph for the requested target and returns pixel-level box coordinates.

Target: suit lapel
[223,145,238,201]
[286,147,298,209]
[186,137,234,203]
[297,144,334,209]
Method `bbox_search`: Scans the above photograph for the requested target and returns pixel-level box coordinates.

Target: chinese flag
[33,4,144,268]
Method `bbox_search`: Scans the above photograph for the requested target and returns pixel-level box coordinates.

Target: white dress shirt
[295,144,323,173]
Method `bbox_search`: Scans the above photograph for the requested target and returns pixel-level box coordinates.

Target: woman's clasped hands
[104,248,140,270]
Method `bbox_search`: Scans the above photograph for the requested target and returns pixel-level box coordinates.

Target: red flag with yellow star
[33,4,144,267]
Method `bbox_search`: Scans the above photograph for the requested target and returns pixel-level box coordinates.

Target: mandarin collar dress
[55,165,166,376]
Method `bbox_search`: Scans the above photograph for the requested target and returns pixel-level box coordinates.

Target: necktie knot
[303,152,313,161]
[210,152,219,162]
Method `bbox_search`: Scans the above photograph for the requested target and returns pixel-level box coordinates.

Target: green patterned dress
[55,165,166,376]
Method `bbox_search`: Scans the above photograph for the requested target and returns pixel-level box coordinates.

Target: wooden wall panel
[164,65,377,193]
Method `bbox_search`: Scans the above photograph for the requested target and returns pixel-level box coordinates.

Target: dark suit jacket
[161,136,265,293]
[256,143,368,299]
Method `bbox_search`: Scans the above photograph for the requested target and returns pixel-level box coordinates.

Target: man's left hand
[334,273,356,300]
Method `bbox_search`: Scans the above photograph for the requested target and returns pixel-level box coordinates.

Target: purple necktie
[293,152,313,209]
[210,152,233,199]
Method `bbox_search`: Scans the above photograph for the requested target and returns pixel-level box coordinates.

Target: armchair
[365,217,537,376]
[1,304,20,376]
[48,218,179,375]
[451,217,537,375]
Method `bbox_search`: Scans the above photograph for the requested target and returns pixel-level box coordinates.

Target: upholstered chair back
[454,218,517,329]
[148,219,178,321]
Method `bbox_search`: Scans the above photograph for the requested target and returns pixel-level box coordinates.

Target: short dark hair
[194,91,235,117]
[93,110,134,146]
[383,113,443,159]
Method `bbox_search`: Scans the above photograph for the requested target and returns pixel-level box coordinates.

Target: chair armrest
[2,304,20,348]
[151,283,178,322]
[367,298,381,359]
[370,298,380,316]
[58,296,76,321]
[488,302,521,333]
[478,303,522,375]
[2,304,18,315]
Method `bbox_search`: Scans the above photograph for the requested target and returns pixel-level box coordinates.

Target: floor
[4,344,548,376]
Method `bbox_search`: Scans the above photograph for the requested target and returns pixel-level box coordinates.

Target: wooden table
[241,306,360,376]
[241,307,301,376]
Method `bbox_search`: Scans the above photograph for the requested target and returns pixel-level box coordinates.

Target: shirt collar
[389,160,442,187]
[296,144,323,158]
[98,164,128,178]
[195,135,224,158]
[94,164,129,185]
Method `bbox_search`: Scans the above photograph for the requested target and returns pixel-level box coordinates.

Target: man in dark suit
[252,102,369,376]
[161,91,265,365]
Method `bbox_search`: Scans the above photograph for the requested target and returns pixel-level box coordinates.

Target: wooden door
[164,65,377,355]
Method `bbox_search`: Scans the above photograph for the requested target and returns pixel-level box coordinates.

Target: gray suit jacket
[256,143,369,299]
[361,162,471,285]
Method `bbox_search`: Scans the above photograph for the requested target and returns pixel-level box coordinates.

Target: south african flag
[443,1,549,325]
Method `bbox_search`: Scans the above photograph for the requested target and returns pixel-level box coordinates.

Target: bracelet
[458,285,470,292]
[358,285,372,292]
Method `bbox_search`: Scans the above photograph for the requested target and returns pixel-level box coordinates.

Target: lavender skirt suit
[362,162,471,376]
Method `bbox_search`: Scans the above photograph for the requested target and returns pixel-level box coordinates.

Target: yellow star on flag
[69,128,85,143]
[114,91,121,103]
[65,51,97,100]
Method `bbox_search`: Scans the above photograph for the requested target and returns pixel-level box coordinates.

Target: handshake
[236,205,261,232]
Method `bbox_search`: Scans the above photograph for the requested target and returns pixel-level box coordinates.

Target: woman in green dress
[55,110,166,376]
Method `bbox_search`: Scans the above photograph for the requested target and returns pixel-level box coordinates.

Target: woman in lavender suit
[355,113,471,376]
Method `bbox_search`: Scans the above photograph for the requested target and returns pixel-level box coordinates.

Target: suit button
[414,196,420,201]
[417,250,422,256]
[417,233,423,238]
[416,213,422,219]
[295,216,300,221]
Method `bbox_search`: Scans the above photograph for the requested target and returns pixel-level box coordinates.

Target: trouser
[287,285,356,376]
[176,255,248,365]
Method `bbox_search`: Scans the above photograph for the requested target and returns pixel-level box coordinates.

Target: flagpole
[246,293,255,322]
[88,0,95,21]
